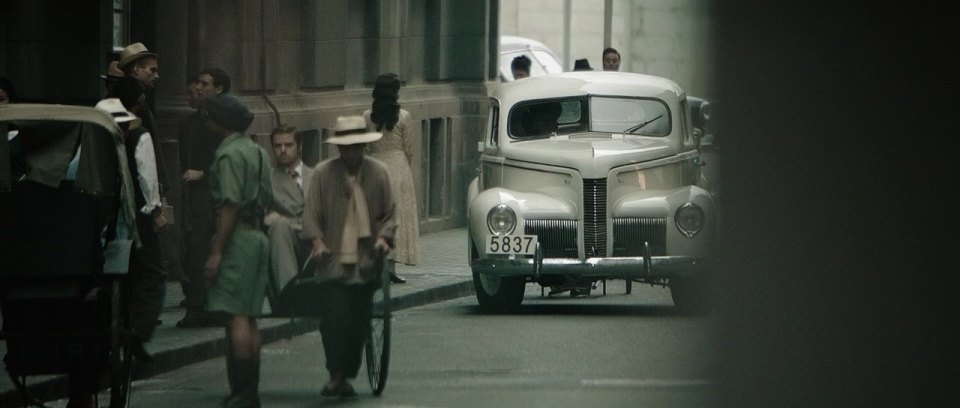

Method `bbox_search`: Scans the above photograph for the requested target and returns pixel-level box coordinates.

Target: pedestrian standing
[176,68,231,328]
[106,77,169,362]
[202,93,272,408]
[303,115,396,398]
[117,42,169,192]
[364,72,419,283]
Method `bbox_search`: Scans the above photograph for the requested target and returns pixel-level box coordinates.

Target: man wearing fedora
[202,93,272,408]
[110,77,170,361]
[302,115,396,398]
[117,42,169,194]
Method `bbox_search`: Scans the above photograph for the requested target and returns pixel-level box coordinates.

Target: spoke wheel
[109,278,133,408]
[365,265,391,396]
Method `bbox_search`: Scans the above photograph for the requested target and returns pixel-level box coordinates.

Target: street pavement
[0,227,473,406]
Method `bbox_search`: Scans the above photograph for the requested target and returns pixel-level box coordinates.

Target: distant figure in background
[573,58,594,71]
[101,60,124,96]
[364,73,419,283]
[602,47,621,71]
[511,55,532,79]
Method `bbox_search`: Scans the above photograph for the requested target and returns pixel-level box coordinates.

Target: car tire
[473,270,525,314]
[669,277,711,315]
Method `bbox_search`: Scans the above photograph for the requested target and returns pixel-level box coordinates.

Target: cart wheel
[109,278,134,408]
[365,263,392,396]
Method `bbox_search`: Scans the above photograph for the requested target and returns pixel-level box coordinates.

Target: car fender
[468,187,577,254]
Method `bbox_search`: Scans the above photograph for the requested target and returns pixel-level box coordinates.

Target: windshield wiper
[622,114,663,134]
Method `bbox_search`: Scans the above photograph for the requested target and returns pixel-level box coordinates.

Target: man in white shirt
[103,76,169,363]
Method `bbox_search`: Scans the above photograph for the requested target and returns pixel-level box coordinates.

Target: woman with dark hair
[363,73,419,283]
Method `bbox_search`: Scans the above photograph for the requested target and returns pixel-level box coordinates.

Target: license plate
[487,234,538,255]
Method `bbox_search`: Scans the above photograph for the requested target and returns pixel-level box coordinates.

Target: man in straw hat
[201,93,272,408]
[302,115,396,398]
[117,42,169,193]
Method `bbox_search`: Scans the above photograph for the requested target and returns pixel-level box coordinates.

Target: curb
[1,280,475,406]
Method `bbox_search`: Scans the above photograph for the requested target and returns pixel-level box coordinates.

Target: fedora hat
[95,98,142,130]
[573,58,594,71]
[100,60,124,80]
[327,115,382,145]
[117,42,157,70]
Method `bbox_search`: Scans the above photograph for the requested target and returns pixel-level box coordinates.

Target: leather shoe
[131,340,154,363]
[339,381,358,398]
[389,272,406,284]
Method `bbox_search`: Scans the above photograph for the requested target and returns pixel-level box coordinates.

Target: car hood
[504,135,676,178]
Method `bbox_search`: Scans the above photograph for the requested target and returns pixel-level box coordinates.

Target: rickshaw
[268,241,393,396]
[1,104,139,407]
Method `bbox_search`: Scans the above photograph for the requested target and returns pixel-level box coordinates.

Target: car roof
[0,103,121,132]
[500,35,553,53]
[492,71,686,106]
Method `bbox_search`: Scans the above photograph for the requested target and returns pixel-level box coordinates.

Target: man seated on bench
[264,125,315,298]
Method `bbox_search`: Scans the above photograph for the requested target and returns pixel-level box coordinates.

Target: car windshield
[591,96,671,136]
[508,96,672,140]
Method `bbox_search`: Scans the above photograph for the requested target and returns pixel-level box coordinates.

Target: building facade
[1,0,500,237]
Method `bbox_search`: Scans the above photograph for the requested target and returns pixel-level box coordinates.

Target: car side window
[488,103,500,147]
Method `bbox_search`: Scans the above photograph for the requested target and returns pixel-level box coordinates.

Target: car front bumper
[470,255,705,281]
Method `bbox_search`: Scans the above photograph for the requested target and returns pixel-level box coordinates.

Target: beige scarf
[339,175,371,282]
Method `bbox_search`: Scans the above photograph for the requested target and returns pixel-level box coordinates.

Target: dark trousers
[181,215,214,312]
[128,217,167,341]
[318,280,376,378]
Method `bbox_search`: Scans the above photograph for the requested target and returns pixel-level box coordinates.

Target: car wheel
[473,269,525,314]
[669,277,711,315]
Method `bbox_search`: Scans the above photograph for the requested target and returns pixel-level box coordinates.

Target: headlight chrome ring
[675,202,705,238]
[487,204,517,235]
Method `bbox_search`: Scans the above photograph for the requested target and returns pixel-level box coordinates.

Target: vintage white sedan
[467,71,715,313]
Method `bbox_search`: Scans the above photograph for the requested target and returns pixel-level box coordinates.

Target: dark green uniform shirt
[206,133,273,316]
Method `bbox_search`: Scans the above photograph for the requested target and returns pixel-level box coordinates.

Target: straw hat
[95,98,142,129]
[100,60,124,80]
[117,42,157,70]
[327,116,382,145]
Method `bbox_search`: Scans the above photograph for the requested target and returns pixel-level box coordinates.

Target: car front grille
[583,178,607,257]
[612,217,667,256]
[524,219,578,258]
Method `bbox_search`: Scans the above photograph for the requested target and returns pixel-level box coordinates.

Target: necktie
[289,170,302,191]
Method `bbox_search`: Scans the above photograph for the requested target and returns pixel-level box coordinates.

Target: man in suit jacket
[264,125,316,292]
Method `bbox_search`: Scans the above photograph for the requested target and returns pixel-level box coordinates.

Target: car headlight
[675,203,705,238]
[487,205,517,235]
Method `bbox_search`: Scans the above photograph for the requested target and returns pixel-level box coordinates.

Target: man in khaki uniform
[202,94,272,408]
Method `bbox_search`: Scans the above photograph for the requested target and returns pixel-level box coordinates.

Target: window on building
[112,0,128,51]
[422,117,451,219]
